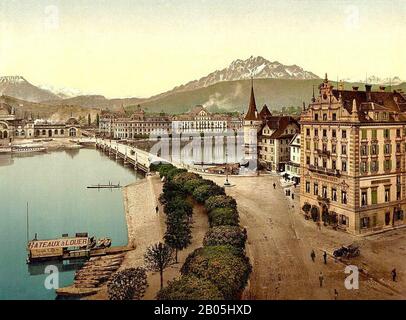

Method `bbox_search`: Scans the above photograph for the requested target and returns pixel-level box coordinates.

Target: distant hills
[1,56,405,115]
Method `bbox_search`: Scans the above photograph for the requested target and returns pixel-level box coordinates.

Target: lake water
[0,148,142,300]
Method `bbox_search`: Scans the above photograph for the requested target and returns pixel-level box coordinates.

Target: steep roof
[263,116,299,139]
[332,89,406,114]
[244,82,259,121]
[259,104,272,120]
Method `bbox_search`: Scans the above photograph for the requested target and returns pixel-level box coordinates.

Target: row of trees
[152,163,251,300]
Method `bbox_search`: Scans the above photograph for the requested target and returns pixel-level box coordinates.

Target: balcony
[317,195,330,204]
[308,165,341,177]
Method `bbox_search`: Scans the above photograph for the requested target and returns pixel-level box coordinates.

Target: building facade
[0,98,80,146]
[243,81,299,172]
[286,133,301,183]
[172,105,242,134]
[99,105,172,139]
[300,75,406,234]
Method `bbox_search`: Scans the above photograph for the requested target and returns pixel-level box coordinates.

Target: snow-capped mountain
[0,75,61,102]
[171,56,320,93]
[38,84,85,99]
[343,75,404,86]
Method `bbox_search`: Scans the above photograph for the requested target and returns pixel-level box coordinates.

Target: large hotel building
[300,75,406,234]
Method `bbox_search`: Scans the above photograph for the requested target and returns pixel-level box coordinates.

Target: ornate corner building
[300,75,406,234]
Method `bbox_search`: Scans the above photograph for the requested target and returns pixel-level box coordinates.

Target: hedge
[180,245,251,300]
[208,207,239,227]
[192,184,225,204]
[203,226,247,248]
[205,195,237,212]
[156,275,224,300]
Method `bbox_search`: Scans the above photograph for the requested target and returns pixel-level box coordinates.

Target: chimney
[379,86,386,92]
[352,86,359,91]
[365,84,372,102]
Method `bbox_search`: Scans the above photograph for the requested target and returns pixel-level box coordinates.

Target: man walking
[392,268,397,282]
[273,182,276,189]
[319,272,324,287]
[155,205,159,215]
[323,251,327,264]
[311,249,316,262]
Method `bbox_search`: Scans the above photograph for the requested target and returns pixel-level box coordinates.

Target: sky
[0,0,405,98]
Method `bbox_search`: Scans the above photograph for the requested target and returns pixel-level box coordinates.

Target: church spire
[244,78,259,121]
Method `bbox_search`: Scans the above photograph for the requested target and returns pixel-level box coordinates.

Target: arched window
[54,129,58,135]
[69,128,77,137]
[4,131,7,139]
[42,130,46,135]
[60,129,64,135]
[15,130,19,136]
[35,130,40,136]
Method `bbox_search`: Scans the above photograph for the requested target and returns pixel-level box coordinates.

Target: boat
[0,147,11,153]
[87,182,121,189]
[12,144,46,153]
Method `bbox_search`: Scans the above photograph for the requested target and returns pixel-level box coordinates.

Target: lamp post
[224,149,230,186]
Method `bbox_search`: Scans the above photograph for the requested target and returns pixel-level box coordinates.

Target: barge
[26,233,112,264]
[12,143,46,153]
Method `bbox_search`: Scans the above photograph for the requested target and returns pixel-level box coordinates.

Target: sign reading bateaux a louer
[28,237,89,250]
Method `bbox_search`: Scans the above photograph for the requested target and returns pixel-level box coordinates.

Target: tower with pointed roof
[243,79,264,167]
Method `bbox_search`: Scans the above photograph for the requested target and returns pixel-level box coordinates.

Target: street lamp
[224,149,230,186]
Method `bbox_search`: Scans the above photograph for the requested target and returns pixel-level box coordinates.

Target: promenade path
[203,174,405,300]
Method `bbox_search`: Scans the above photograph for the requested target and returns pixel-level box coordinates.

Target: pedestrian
[392,268,397,282]
[334,289,338,300]
[323,251,327,264]
[273,183,276,189]
[311,249,316,262]
[155,205,159,214]
[319,272,324,287]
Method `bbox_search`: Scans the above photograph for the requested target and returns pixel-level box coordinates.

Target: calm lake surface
[0,148,142,300]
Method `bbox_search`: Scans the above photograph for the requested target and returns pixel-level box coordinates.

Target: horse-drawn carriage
[333,243,360,259]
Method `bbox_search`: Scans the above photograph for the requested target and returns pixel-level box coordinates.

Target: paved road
[205,175,405,300]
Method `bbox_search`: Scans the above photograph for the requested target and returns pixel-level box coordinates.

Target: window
[332,129,336,138]
[397,186,401,200]
[332,160,336,170]
[306,181,310,193]
[339,215,348,226]
[341,144,347,155]
[360,162,368,174]
[323,113,327,121]
[314,128,318,136]
[397,129,401,138]
[342,160,347,172]
[371,189,378,204]
[332,113,337,121]
[314,183,319,196]
[361,145,368,156]
[314,114,319,121]
[371,160,378,173]
[332,144,336,154]
[332,188,337,201]
[396,158,401,170]
[322,186,327,198]
[361,217,370,229]
[342,130,347,139]
[361,129,367,140]
[341,191,347,204]
[323,129,327,137]
[385,188,390,202]
[306,128,310,136]
[384,129,390,139]
[371,144,378,155]
[306,156,310,165]
[384,160,391,171]
[322,159,327,168]
[372,129,377,139]
[314,157,318,166]
[322,143,327,152]
[384,144,391,154]
[396,143,401,153]
[361,190,368,206]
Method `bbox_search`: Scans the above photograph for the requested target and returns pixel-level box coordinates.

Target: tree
[87,114,91,126]
[164,219,192,263]
[96,113,100,127]
[208,207,239,227]
[144,242,175,290]
[107,267,147,300]
[181,246,251,300]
